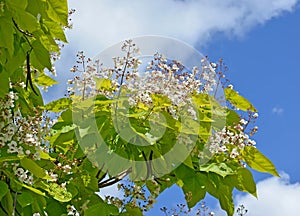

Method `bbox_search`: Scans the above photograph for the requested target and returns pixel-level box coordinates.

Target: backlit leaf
[44,98,71,112]
[225,88,257,112]
[243,146,279,177]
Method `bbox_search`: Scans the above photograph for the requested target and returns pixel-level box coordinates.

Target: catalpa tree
[0,0,278,215]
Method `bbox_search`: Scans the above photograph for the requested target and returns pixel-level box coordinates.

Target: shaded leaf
[20,158,51,180]
[0,181,9,201]
[17,192,34,208]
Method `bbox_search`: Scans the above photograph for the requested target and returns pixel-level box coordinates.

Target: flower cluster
[68,40,218,121]
[207,117,258,159]
[105,182,156,212]
[13,165,34,184]
[0,84,53,185]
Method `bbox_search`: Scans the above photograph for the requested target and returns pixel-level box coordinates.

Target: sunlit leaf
[243,146,279,177]
[225,88,257,112]
[35,72,58,87]
[44,98,72,112]
[200,162,236,177]
[32,40,52,70]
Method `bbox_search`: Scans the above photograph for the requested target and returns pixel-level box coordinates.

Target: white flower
[145,133,158,145]
[15,168,25,176]
[61,182,67,189]
[17,146,24,155]
[25,175,34,185]
[7,125,16,136]
[19,172,28,182]
[0,137,5,147]
[19,82,26,88]
[25,134,36,145]
[230,148,239,158]
[253,113,259,118]
[248,139,256,145]
[219,145,227,152]
[33,152,40,160]
[210,62,217,68]
[7,141,18,153]
[8,91,15,100]
[240,119,248,125]
[63,165,72,173]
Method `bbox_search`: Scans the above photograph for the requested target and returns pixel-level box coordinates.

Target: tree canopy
[0,1,278,215]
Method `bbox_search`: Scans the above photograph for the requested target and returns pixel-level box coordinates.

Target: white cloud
[66,0,298,55]
[272,106,284,115]
[213,172,300,216]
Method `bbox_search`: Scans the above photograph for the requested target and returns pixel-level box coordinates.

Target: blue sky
[46,0,300,215]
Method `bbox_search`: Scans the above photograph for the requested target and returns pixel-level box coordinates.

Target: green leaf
[32,40,52,70]
[0,181,9,201]
[1,191,13,215]
[44,98,71,112]
[30,193,47,214]
[226,109,240,126]
[37,150,56,161]
[123,204,143,216]
[235,168,257,197]
[199,162,236,178]
[225,88,257,112]
[175,165,206,208]
[94,77,113,91]
[151,94,172,107]
[41,182,72,202]
[17,192,34,208]
[35,72,58,87]
[0,155,19,163]
[22,184,46,197]
[6,0,28,10]
[243,146,279,177]
[206,173,234,216]
[20,158,51,180]
[218,184,234,216]
[0,17,14,56]
[0,70,9,98]
[46,198,67,216]
[15,10,39,32]
[43,20,67,42]
[47,0,68,26]
[85,203,119,216]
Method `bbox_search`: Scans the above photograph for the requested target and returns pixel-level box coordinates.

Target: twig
[98,168,131,188]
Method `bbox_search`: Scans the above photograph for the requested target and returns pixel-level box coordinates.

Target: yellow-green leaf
[44,20,67,42]
[32,40,52,70]
[243,146,279,177]
[44,98,71,112]
[36,72,58,87]
[47,0,68,26]
[94,77,112,91]
[20,158,51,180]
[225,88,257,112]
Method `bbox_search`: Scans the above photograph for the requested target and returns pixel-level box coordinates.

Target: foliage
[0,0,68,99]
[0,1,279,216]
